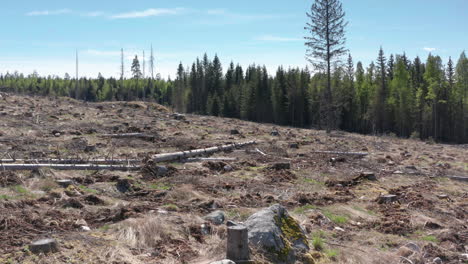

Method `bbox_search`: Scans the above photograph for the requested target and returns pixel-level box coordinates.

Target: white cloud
[256,35,302,42]
[26,9,71,16]
[82,11,104,17]
[110,8,184,19]
[423,47,436,52]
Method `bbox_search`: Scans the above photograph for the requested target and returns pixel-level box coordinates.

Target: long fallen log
[0,141,256,171]
[0,163,140,171]
[0,158,141,165]
[184,157,237,162]
[153,141,256,162]
[311,151,369,156]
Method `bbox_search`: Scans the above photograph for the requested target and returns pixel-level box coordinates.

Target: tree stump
[56,179,74,188]
[378,194,398,204]
[226,225,250,263]
[29,238,59,254]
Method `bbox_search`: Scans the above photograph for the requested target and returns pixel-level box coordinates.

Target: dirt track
[0,93,466,263]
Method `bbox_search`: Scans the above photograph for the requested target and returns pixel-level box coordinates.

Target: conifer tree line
[1,50,468,143]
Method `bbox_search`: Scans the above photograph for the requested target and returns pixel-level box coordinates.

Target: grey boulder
[245,204,309,263]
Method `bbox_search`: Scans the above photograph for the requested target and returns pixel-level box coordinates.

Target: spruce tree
[305,0,348,133]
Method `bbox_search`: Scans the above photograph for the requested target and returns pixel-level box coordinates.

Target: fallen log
[311,151,368,156]
[184,157,237,162]
[0,158,141,164]
[0,163,140,171]
[153,141,256,162]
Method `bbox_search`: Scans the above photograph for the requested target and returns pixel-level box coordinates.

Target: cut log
[184,157,238,162]
[0,158,141,165]
[153,141,256,162]
[0,163,140,171]
[226,225,250,262]
[312,151,369,156]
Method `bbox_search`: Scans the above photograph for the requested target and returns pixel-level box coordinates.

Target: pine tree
[305,0,348,133]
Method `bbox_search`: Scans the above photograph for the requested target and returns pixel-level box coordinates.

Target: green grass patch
[325,249,339,259]
[163,204,179,211]
[148,182,172,191]
[99,224,111,232]
[300,177,325,186]
[352,205,376,216]
[323,211,348,225]
[312,234,324,251]
[421,235,439,243]
[0,194,12,200]
[78,185,98,194]
[12,185,28,194]
[293,204,317,215]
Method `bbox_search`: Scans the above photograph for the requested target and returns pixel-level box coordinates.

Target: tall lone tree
[131,55,142,79]
[305,0,348,133]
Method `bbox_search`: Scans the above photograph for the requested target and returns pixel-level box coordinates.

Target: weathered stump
[56,179,74,188]
[226,225,250,263]
[378,194,398,204]
[29,238,59,254]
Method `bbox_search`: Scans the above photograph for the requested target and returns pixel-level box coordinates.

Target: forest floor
[0,92,466,264]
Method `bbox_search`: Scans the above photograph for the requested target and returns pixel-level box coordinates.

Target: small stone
[393,170,404,174]
[223,165,233,172]
[74,219,88,228]
[156,166,169,177]
[204,210,225,225]
[116,179,132,193]
[29,238,59,254]
[200,223,212,235]
[56,179,74,188]
[361,172,377,181]
[433,257,442,264]
[172,113,186,120]
[80,226,91,232]
[334,226,345,232]
[424,221,443,229]
[436,194,449,199]
[157,209,169,215]
[270,130,280,136]
[289,143,299,149]
[404,242,420,253]
[84,145,97,152]
[461,254,468,260]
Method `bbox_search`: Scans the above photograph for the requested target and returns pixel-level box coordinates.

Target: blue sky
[0,0,466,79]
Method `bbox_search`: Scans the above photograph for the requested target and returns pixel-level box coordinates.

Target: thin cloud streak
[423,47,436,52]
[26,9,71,16]
[110,8,185,19]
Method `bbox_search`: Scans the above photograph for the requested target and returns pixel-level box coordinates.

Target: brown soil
[0,93,467,263]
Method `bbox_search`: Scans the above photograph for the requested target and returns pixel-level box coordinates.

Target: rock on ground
[245,204,309,263]
[204,210,225,225]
